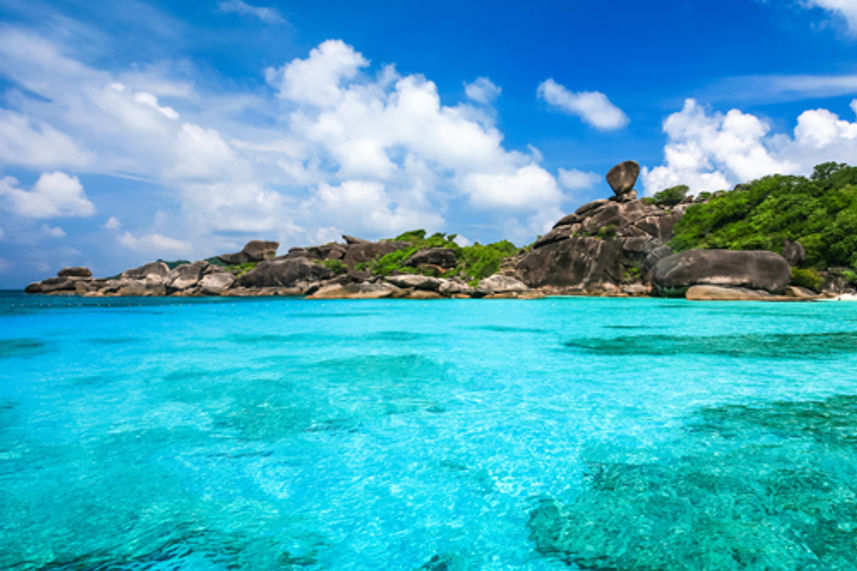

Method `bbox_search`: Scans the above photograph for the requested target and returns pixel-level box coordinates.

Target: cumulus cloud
[218,0,285,24]
[0,172,95,218]
[465,77,501,104]
[537,78,629,131]
[642,98,857,194]
[802,0,857,33]
[0,29,574,255]
[104,216,121,230]
[558,168,600,191]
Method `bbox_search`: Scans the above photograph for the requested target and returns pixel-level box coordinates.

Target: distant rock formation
[23,161,836,302]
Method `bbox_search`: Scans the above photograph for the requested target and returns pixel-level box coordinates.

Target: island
[24,161,857,301]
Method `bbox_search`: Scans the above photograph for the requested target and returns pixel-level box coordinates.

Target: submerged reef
[528,394,857,569]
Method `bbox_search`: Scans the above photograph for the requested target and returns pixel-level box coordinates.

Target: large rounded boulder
[606,161,640,200]
[237,257,333,288]
[653,249,791,296]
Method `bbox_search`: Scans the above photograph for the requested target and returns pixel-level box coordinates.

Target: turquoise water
[2,292,857,569]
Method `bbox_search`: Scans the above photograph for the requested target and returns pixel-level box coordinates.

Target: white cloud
[119,231,192,254]
[463,164,562,210]
[537,78,629,131]
[642,97,857,194]
[803,0,857,33]
[104,216,121,230]
[0,109,93,168]
[265,39,368,106]
[0,30,573,255]
[465,77,501,105]
[0,171,95,218]
[41,224,66,238]
[558,168,600,191]
[218,0,286,24]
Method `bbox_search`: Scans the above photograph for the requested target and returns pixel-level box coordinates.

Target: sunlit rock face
[529,394,857,570]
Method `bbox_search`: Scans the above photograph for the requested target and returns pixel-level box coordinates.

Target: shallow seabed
[2,292,857,570]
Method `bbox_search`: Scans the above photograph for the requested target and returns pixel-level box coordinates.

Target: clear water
[2,292,857,570]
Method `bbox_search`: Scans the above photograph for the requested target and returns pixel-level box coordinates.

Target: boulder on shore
[654,249,791,296]
[217,240,279,265]
[685,285,778,301]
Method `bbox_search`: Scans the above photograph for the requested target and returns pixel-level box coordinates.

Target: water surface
[2,292,857,569]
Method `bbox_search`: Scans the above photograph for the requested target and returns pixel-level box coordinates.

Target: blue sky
[1,0,857,287]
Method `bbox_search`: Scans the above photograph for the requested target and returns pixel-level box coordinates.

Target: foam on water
[2,292,857,569]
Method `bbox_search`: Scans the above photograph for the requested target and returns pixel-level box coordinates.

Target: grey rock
[386,274,442,291]
[575,199,610,217]
[477,274,528,293]
[685,285,778,301]
[307,242,347,261]
[218,240,279,265]
[122,261,170,281]
[783,240,806,266]
[342,234,369,245]
[406,248,458,268]
[606,160,640,196]
[533,224,579,249]
[306,282,398,299]
[552,213,581,228]
[237,257,333,288]
[438,279,475,296]
[199,272,235,294]
[654,249,791,296]
[57,266,92,278]
[516,237,625,289]
[166,261,210,291]
[38,277,78,292]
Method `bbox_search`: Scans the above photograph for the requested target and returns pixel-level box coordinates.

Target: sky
[1,0,857,287]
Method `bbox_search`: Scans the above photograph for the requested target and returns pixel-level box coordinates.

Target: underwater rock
[529,394,857,570]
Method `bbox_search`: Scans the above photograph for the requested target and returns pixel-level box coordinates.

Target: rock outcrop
[783,240,806,267]
[653,249,791,296]
[217,240,279,265]
[237,256,334,288]
[57,266,92,278]
[512,165,689,295]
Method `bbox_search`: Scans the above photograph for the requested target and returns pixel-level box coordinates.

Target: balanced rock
[217,240,279,265]
[57,266,92,278]
[654,249,791,296]
[237,257,333,288]
[606,161,640,198]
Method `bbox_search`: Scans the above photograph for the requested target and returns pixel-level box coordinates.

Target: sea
[2,291,857,570]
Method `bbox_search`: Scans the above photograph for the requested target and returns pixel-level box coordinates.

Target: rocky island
[24,161,857,301]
